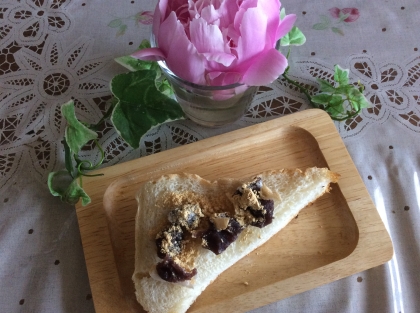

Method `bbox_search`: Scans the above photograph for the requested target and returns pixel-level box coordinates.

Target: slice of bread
[133,168,339,313]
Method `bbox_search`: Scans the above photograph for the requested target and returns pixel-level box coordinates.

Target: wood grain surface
[75,109,393,313]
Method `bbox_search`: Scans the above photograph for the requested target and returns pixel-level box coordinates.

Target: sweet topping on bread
[154,177,278,280]
[156,224,184,259]
[132,168,340,313]
[209,213,231,231]
[155,204,205,280]
[156,257,198,283]
[230,177,279,228]
[167,204,204,231]
[201,217,243,255]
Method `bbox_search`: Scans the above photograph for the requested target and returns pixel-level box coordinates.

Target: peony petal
[241,48,288,86]
[217,0,239,28]
[188,0,201,18]
[236,6,267,62]
[233,0,258,31]
[157,12,180,56]
[258,0,281,46]
[158,0,169,20]
[200,4,220,24]
[189,17,235,65]
[224,24,240,50]
[189,18,225,53]
[168,0,188,13]
[172,1,191,25]
[276,14,297,41]
[131,48,166,61]
[189,0,212,15]
[206,71,242,86]
[152,1,163,37]
[158,12,207,84]
[203,52,236,67]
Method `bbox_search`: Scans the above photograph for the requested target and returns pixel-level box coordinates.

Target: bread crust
[133,167,339,313]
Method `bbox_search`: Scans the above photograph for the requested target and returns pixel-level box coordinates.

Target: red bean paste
[155,177,276,282]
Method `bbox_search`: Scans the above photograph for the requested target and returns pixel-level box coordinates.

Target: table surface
[0,1,419,312]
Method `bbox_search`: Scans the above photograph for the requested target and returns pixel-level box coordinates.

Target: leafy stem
[48,100,110,206]
[282,67,318,108]
[48,42,184,206]
[281,61,369,121]
[309,65,369,120]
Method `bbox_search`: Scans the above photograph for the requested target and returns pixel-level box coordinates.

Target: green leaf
[329,94,344,108]
[138,39,151,50]
[279,8,306,46]
[153,66,174,97]
[280,8,286,20]
[281,26,306,46]
[110,70,184,148]
[61,100,98,155]
[317,79,336,93]
[333,84,354,95]
[114,39,174,97]
[348,88,370,110]
[334,65,349,86]
[116,24,128,37]
[358,95,371,109]
[357,81,365,93]
[48,171,91,206]
[115,55,154,72]
[155,78,174,97]
[115,41,156,72]
[326,95,345,118]
[313,23,329,30]
[311,93,333,105]
[108,19,123,28]
[48,170,72,197]
[331,27,344,36]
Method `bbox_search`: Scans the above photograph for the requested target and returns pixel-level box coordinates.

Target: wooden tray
[76,109,393,313]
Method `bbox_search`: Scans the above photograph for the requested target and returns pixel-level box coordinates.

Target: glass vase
[158,61,258,128]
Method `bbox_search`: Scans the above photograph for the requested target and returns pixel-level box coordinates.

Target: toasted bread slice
[133,168,339,313]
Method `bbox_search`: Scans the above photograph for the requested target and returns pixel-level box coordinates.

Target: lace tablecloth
[1,0,419,312]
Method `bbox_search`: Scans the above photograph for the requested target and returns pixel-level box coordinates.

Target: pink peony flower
[328,7,360,23]
[132,0,296,86]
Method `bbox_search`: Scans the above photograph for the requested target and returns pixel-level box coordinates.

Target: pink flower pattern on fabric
[313,7,360,36]
[137,11,154,25]
[132,0,296,86]
[328,7,360,23]
[108,11,153,37]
